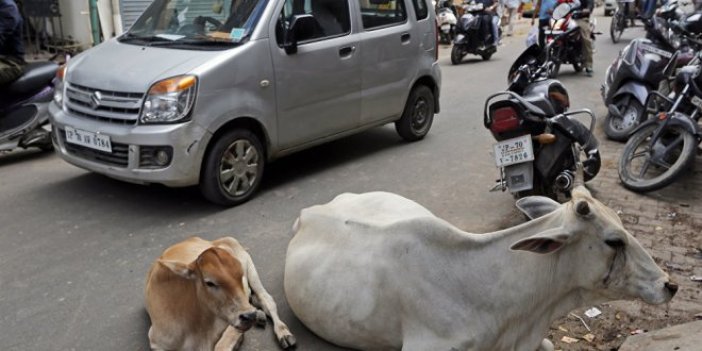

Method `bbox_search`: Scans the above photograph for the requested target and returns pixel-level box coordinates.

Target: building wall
[58,0,93,47]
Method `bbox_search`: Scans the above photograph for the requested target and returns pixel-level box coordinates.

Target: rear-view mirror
[283,14,316,55]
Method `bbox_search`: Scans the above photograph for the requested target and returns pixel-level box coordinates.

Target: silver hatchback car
[49,0,441,205]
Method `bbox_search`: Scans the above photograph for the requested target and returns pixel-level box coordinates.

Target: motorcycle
[451,0,500,64]
[0,61,59,153]
[602,6,701,141]
[437,6,457,44]
[543,3,597,78]
[617,51,701,192]
[483,45,601,200]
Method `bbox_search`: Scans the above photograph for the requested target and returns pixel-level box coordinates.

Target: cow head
[159,247,258,331]
[510,186,677,305]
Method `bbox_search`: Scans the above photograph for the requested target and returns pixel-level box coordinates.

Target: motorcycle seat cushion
[6,62,58,96]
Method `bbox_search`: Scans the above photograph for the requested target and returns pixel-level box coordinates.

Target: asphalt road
[0,11,633,351]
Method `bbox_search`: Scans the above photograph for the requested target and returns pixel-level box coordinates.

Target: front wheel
[395,85,435,141]
[548,60,561,78]
[200,129,265,206]
[451,45,463,65]
[610,9,624,43]
[618,124,697,192]
[604,98,643,141]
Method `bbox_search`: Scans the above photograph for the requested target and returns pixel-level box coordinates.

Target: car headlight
[141,75,197,124]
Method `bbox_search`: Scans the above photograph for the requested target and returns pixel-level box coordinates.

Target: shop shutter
[120,0,154,31]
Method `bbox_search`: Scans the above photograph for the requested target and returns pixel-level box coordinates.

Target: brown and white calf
[284,188,677,351]
[145,236,295,351]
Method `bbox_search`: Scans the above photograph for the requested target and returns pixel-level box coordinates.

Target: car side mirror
[283,14,316,55]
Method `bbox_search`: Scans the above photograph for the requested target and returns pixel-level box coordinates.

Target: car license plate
[65,126,112,153]
[493,135,534,167]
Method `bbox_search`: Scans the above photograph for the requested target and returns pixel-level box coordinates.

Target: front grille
[65,83,143,125]
[59,129,129,167]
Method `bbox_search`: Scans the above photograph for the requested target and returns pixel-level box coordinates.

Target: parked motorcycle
[0,61,59,153]
[437,6,457,44]
[483,45,601,200]
[543,3,597,78]
[602,7,701,141]
[617,51,701,192]
[451,0,500,64]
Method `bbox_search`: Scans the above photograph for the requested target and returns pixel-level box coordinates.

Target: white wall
[58,0,93,47]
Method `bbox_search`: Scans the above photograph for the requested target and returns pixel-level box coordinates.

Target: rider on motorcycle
[475,0,501,46]
[0,0,25,87]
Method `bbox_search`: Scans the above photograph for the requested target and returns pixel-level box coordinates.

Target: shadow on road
[25,127,405,217]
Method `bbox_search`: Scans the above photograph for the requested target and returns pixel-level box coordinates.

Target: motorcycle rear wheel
[618,124,697,192]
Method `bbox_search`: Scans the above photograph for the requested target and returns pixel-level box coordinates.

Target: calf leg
[244,255,296,349]
[214,326,245,351]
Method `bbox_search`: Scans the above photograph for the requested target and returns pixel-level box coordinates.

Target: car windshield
[121,0,269,49]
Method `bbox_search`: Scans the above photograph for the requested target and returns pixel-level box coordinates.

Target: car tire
[200,128,265,206]
[395,85,435,141]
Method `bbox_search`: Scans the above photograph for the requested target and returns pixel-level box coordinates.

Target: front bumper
[49,103,212,187]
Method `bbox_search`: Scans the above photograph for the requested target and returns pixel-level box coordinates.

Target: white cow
[284,188,677,351]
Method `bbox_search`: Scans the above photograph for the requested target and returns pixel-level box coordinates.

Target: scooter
[602,4,699,141]
[0,61,59,153]
[483,44,601,200]
[437,6,457,44]
[451,0,500,64]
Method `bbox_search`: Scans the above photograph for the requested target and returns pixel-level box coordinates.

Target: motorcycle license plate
[493,135,534,167]
[65,126,112,153]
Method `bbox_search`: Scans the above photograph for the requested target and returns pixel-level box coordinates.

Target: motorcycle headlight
[141,75,197,124]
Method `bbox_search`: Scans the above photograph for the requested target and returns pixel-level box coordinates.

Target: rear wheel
[200,129,265,206]
[481,52,493,61]
[618,124,697,192]
[451,45,462,65]
[395,85,435,141]
[573,61,583,73]
[604,97,643,141]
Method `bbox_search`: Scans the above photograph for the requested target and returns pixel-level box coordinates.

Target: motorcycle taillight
[490,107,521,133]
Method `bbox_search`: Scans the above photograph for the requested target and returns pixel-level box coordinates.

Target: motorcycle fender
[627,115,700,138]
[612,82,649,106]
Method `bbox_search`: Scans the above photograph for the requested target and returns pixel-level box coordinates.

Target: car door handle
[401,33,411,43]
[339,46,356,58]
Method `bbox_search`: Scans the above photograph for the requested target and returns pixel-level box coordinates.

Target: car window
[358,0,407,30]
[410,0,428,20]
[276,0,351,45]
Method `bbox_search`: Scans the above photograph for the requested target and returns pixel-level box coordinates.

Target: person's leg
[0,57,23,87]
[492,15,500,45]
[508,7,516,35]
[578,19,593,75]
[538,18,549,49]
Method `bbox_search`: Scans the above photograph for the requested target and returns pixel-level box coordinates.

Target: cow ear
[159,260,196,280]
[516,196,561,220]
[510,228,569,254]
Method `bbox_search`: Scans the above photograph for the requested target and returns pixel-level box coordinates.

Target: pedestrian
[0,0,25,87]
[501,0,521,36]
[572,0,594,76]
[532,0,557,49]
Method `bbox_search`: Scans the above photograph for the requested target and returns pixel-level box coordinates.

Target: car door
[270,0,361,150]
[357,0,418,125]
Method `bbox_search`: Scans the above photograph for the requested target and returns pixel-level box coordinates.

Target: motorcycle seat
[6,62,58,96]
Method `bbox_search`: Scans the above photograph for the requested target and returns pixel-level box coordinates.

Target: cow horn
[573,150,585,189]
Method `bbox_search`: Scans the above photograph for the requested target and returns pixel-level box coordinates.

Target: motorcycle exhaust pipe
[555,171,574,191]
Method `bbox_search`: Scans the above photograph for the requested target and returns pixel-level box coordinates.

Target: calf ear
[159,260,196,280]
[510,228,569,254]
[516,196,561,220]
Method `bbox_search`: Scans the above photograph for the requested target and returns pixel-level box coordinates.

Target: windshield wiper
[147,38,240,48]
[119,33,176,44]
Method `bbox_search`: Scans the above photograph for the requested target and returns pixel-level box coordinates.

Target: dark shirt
[0,0,24,60]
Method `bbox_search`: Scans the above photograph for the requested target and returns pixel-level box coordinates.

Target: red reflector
[490,107,521,133]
